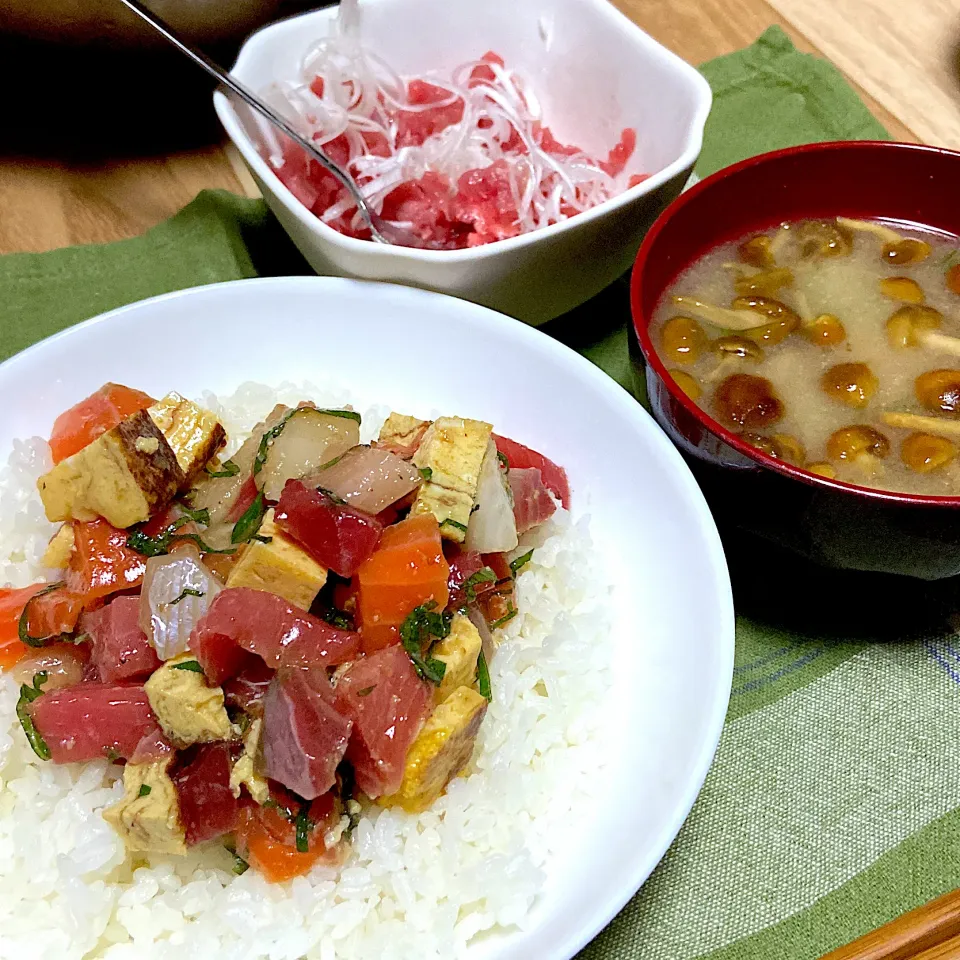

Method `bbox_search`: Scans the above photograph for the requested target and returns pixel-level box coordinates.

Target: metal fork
[116,0,439,249]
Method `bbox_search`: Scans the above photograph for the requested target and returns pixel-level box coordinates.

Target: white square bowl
[215,0,712,325]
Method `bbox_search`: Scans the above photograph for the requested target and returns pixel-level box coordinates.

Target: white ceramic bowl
[214,0,712,325]
[0,277,732,958]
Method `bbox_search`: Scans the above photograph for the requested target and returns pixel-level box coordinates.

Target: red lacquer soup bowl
[630,141,960,580]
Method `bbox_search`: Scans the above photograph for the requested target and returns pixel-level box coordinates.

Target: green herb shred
[138,784,152,798]
[490,606,518,630]
[316,486,347,506]
[232,853,250,875]
[939,249,960,269]
[170,587,205,606]
[322,608,355,630]
[315,408,362,424]
[356,686,376,698]
[205,459,241,478]
[464,567,496,603]
[496,451,509,468]
[295,802,313,853]
[476,649,492,701]
[508,550,534,576]
[418,466,433,481]
[231,490,267,544]
[251,534,274,544]
[16,671,50,760]
[18,581,68,648]
[104,747,121,763]
[399,602,451,684]
[126,516,235,557]
[440,518,468,534]
[178,505,211,525]
[253,408,299,476]
[171,660,205,673]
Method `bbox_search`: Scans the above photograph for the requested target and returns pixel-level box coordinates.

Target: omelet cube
[411,417,492,542]
[226,509,327,610]
[102,756,186,855]
[41,524,76,569]
[147,392,226,485]
[38,410,184,528]
[229,718,269,805]
[378,686,488,813]
[431,614,482,704]
[378,413,430,451]
[144,654,233,748]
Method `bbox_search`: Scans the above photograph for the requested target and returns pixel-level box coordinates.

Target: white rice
[0,381,612,960]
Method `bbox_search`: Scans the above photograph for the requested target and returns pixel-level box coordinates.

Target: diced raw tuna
[83,596,161,682]
[262,668,352,799]
[492,434,571,508]
[508,468,557,534]
[335,646,431,798]
[396,80,465,148]
[274,480,382,578]
[192,588,360,684]
[446,548,494,609]
[31,682,159,763]
[131,727,174,764]
[172,742,241,846]
[453,160,521,247]
[222,658,275,716]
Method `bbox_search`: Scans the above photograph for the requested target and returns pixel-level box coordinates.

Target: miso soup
[651,217,960,496]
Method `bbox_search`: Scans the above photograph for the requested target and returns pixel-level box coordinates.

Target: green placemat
[3,25,951,960]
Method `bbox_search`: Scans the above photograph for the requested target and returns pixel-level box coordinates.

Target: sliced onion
[259,409,360,502]
[465,440,518,554]
[307,444,421,514]
[11,643,86,689]
[139,546,222,661]
[188,431,259,526]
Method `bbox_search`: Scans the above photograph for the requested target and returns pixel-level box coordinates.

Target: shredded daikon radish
[264,0,643,247]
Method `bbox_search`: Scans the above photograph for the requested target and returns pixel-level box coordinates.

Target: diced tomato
[445,548,494,609]
[309,75,325,98]
[336,645,431,797]
[492,434,571,508]
[508,467,557,533]
[31,682,159,763]
[396,80,465,148]
[172,743,241,846]
[453,160,522,247]
[226,476,258,523]
[83,596,160,682]
[0,584,48,669]
[598,127,637,178]
[262,667,352,799]
[356,514,450,653]
[222,658,275,716]
[193,588,361,685]
[66,520,147,605]
[235,790,339,883]
[48,383,155,465]
[275,480,382,578]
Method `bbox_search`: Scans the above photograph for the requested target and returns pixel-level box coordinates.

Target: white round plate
[0,277,733,959]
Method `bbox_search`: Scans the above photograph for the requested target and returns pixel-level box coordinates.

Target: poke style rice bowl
[0,278,733,960]
[214,0,711,324]
[632,140,960,580]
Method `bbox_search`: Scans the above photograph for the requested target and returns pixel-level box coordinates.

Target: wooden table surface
[1,0,958,255]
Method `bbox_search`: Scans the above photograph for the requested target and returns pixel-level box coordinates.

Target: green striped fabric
[0,25,946,960]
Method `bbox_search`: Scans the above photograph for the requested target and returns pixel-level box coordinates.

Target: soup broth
[651,218,960,496]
